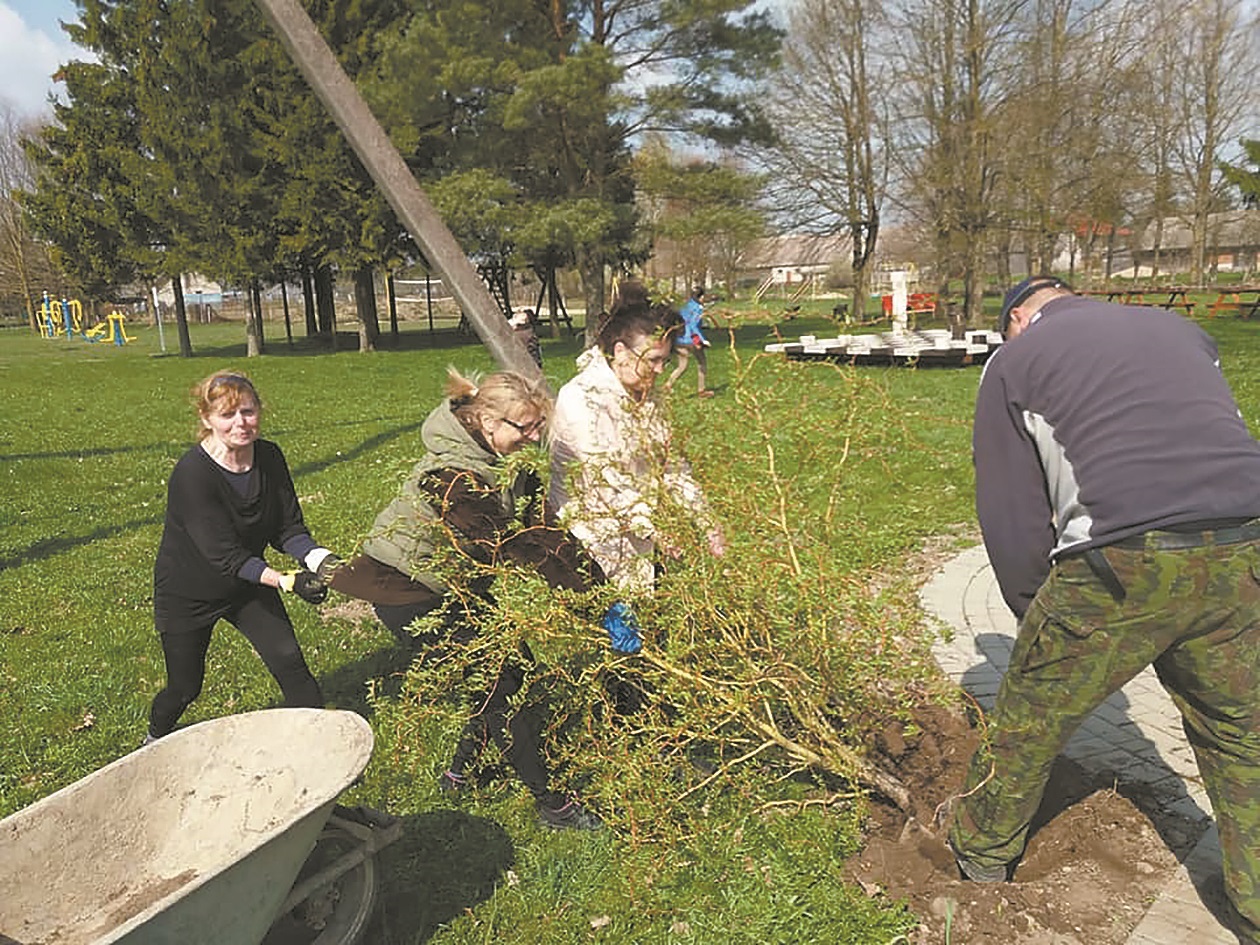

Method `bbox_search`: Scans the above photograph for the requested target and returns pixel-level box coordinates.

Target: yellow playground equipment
[37,293,84,338]
[84,311,137,346]
[37,293,135,345]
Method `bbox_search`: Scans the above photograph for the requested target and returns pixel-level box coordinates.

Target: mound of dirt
[850,703,1210,944]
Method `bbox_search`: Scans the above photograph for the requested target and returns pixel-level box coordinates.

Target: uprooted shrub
[372,350,970,840]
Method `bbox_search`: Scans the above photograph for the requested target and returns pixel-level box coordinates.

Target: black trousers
[374,598,558,803]
[149,588,323,737]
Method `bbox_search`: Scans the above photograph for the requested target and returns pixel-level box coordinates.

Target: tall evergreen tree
[26,0,410,356]
[366,0,780,332]
[23,46,190,350]
[1221,139,1260,209]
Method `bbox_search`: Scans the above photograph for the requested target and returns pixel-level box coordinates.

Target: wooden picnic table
[1206,286,1260,319]
[1080,287,1196,315]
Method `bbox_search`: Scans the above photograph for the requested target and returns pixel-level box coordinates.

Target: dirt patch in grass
[848,701,1210,944]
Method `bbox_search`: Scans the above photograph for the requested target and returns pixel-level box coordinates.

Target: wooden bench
[1150,289,1196,316]
[1081,288,1194,315]
[907,291,937,316]
[1207,288,1260,319]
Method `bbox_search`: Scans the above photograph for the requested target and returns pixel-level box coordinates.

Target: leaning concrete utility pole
[252,0,543,381]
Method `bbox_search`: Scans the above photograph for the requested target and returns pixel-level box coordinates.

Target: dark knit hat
[1000,276,1073,333]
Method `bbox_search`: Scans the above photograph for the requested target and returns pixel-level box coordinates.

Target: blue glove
[602,601,643,654]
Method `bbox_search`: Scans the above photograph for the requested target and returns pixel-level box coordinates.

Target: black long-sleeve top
[153,439,315,601]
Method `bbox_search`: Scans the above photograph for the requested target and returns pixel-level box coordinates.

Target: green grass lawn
[5,306,1260,942]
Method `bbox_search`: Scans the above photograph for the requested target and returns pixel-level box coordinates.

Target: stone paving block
[1117,759,1191,787]
[1065,729,1111,752]
[1093,701,1136,726]
[1136,727,1191,753]
[1067,745,1134,769]
[1127,826,1238,945]
[1078,714,1123,736]
[1136,715,1191,741]
[975,638,1013,662]
[1164,793,1214,821]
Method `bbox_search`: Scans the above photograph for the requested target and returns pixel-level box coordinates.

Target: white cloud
[0,3,79,119]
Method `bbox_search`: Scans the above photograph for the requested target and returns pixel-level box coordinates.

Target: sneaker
[537,797,603,831]
[438,770,470,794]
[697,389,715,398]
[948,839,1009,883]
[139,731,159,748]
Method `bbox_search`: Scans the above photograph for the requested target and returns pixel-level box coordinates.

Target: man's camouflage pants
[949,536,1260,942]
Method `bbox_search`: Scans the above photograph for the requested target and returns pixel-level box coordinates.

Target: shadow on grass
[0,441,178,464]
[366,809,515,943]
[187,327,535,360]
[0,418,424,573]
[0,517,161,573]
[289,420,425,479]
[318,637,417,720]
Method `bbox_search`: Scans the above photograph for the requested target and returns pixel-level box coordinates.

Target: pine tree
[366,0,781,334]
[26,0,411,356]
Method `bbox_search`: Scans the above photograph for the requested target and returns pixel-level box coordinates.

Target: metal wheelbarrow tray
[0,708,380,945]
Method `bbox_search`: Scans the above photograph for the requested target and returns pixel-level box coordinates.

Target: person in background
[549,291,725,600]
[510,307,542,368]
[328,368,604,831]
[948,276,1260,944]
[665,285,714,398]
[147,370,340,743]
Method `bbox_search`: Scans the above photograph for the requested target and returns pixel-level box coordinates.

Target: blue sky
[0,0,82,119]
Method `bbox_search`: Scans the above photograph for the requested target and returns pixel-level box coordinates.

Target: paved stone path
[920,543,1241,945]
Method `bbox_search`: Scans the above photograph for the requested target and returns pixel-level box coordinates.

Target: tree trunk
[246,290,262,357]
[386,272,399,342]
[315,264,335,335]
[281,281,293,345]
[302,266,317,335]
[353,265,379,352]
[546,269,566,338]
[578,250,605,346]
[962,261,982,331]
[171,276,194,357]
[246,279,265,357]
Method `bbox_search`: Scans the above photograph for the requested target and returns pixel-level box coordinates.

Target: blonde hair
[192,370,261,441]
[446,367,551,433]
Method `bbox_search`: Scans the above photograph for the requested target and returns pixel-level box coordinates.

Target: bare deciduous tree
[0,106,60,328]
[759,0,889,319]
[886,0,1022,330]
[996,0,1149,285]
[1163,0,1256,282]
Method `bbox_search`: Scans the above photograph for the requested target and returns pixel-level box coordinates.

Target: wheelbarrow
[0,708,401,945]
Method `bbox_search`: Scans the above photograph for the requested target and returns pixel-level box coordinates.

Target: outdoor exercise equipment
[36,292,84,339]
[0,708,400,945]
[83,311,137,346]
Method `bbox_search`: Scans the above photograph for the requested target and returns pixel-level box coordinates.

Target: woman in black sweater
[146,371,339,742]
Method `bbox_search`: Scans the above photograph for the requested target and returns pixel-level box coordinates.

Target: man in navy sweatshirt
[949,276,1260,944]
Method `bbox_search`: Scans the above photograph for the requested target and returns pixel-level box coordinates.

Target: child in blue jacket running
[666,286,713,397]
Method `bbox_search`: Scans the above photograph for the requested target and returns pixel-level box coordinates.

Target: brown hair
[610,278,651,316]
[595,302,682,357]
[446,366,551,433]
[192,371,261,441]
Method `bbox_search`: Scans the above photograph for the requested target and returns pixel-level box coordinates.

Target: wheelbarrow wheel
[262,821,378,945]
